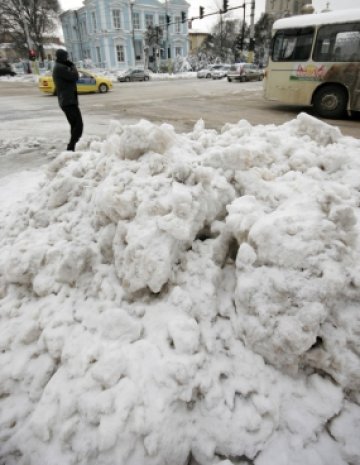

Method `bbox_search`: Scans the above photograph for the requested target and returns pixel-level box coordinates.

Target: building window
[64,24,71,40]
[175,16,181,33]
[133,12,140,29]
[91,11,97,32]
[116,44,125,61]
[159,15,165,27]
[134,40,143,60]
[96,46,101,63]
[112,10,121,29]
[175,47,182,56]
[80,19,87,36]
[145,14,154,27]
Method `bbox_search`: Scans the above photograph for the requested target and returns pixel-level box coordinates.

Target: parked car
[38,70,113,95]
[117,68,150,82]
[211,65,231,79]
[197,64,224,79]
[0,61,16,77]
[227,63,264,82]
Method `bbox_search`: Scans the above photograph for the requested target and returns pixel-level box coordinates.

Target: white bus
[264,9,360,118]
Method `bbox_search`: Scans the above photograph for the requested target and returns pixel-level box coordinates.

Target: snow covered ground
[0,114,360,465]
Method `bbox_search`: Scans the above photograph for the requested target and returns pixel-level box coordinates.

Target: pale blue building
[60,0,190,70]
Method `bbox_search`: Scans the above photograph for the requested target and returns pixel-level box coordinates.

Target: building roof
[274,8,360,29]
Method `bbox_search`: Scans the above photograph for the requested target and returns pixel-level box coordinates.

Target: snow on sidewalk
[0,114,359,465]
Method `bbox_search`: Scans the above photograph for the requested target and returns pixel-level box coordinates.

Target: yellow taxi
[38,69,113,95]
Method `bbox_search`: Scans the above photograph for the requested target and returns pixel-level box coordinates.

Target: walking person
[53,49,83,151]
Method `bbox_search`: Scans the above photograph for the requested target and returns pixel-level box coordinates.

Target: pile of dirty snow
[0,114,360,465]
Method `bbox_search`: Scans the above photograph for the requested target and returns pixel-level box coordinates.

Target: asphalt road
[0,77,359,141]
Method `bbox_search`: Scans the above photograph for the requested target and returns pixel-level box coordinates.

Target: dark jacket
[52,60,79,108]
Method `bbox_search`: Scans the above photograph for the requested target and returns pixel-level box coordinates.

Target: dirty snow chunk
[4,242,46,285]
[226,195,265,240]
[114,225,179,293]
[168,317,200,354]
[236,243,257,267]
[99,308,142,342]
[56,244,93,284]
[95,180,137,221]
[47,176,80,208]
[1,116,360,465]
[291,112,342,145]
[329,401,360,464]
[113,120,176,160]
[90,351,127,388]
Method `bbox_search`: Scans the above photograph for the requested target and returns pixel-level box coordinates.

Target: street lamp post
[130,0,136,65]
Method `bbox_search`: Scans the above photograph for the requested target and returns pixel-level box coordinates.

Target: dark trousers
[62,105,83,151]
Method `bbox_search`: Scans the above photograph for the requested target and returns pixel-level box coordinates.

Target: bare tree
[200,18,248,63]
[0,0,60,60]
[143,25,163,72]
[254,13,275,66]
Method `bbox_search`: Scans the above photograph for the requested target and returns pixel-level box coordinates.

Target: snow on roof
[188,29,209,35]
[274,8,360,30]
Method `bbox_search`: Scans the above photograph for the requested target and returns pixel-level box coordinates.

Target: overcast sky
[58,0,360,32]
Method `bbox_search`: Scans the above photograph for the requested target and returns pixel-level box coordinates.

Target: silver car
[197,64,224,79]
[211,65,231,79]
[227,63,263,82]
[117,68,150,82]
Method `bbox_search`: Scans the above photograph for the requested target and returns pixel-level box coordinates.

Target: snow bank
[0,114,360,465]
[0,74,38,83]
[0,70,197,84]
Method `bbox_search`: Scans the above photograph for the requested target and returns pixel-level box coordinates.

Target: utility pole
[165,0,169,60]
[220,14,223,61]
[248,0,255,63]
[130,0,136,65]
[241,2,246,54]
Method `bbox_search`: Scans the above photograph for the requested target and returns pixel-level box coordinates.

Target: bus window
[272,27,314,61]
[313,23,360,62]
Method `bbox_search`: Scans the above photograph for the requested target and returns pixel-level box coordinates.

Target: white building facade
[60,0,189,70]
[265,0,313,18]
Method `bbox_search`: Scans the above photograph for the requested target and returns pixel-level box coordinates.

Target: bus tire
[313,85,347,119]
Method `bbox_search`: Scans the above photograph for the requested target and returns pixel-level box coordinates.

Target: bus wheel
[313,85,347,119]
